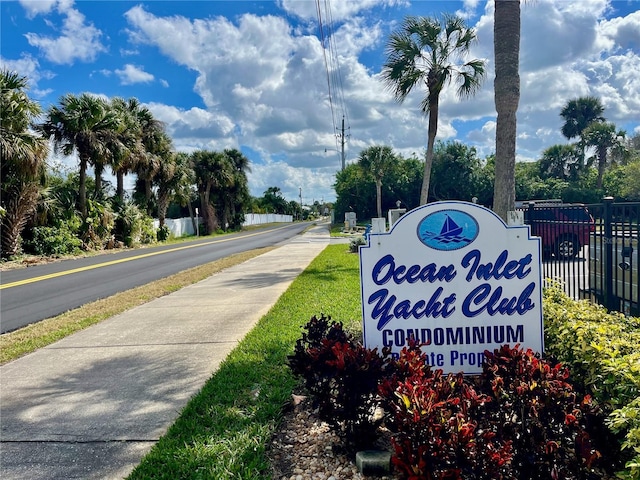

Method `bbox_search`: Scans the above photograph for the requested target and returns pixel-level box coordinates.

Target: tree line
[335,96,639,222]
[0,70,304,260]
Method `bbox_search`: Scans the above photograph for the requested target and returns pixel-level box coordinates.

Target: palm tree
[220,148,251,229]
[192,150,233,234]
[0,70,49,258]
[109,97,145,202]
[358,145,395,218]
[133,105,168,214]
[382,15,486,205]
[492,0,521,221]
[155,152,177,228]
[560,96,605,142]
[170,152,197,232]
[583,122,626,188]
[38,93,117,218]
[539,144,582,181]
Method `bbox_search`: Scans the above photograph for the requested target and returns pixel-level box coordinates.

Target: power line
[316,0,350,169]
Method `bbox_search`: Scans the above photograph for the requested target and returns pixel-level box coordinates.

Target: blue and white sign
[359,201,543,375]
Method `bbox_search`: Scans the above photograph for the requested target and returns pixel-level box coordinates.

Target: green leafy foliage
[543,284,640,479]
[156,224,171,242]
[26,225,82,256]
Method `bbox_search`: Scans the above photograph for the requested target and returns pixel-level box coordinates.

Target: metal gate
[520,199,640,316]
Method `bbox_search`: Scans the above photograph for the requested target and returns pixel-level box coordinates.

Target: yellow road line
[0,226,287,290]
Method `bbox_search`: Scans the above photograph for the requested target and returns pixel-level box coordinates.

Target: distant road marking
[0,226,290,290]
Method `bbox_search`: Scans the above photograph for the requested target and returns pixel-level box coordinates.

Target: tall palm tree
[38,93,117,218]
[220,148,251,229]
[583,122,626,188]
[154,151,177,228]
[0,70,49,258]
[170,152,197,232]
[382,15,486,205]
[109,97,145,202]
[192,150,233,234]
[133,105,168,214]
[358,145,395,218]
[492,0,521,221]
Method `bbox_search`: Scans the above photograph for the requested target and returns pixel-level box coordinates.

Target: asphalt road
[0,222,311,333]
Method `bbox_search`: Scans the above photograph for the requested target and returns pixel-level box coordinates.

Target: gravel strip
[268,397,394,480]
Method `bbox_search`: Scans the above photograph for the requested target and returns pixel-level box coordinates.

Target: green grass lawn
[127,243,362,479]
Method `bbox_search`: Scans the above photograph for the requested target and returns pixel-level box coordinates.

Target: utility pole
[337,116,349,171]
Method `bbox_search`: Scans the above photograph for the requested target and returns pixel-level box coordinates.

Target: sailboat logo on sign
[417,210,479,251]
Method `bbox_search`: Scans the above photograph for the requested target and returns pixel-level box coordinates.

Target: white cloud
[23,0,107,64]
[114,64,154,85]
[19,0,58,18]
[598,6,640,51]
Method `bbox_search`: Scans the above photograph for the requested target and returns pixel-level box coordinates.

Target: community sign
[359,201,543,375]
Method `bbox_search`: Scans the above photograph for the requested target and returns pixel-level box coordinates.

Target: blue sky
[2,0,639,204]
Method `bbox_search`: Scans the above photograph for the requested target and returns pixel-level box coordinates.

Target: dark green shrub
[156,224,171,242]
[26,225,82,256]
[349,236,366,253]
[228,213,245,231]
[288,315,387,450]
[113,201,155,247]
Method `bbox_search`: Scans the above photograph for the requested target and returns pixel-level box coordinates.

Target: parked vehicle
[520,201,596,259]
[589,233,639,316]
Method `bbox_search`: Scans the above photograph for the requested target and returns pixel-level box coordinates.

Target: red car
[524,203,596,259]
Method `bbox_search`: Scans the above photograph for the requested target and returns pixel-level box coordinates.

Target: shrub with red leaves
[287,315,388,450]
[381,345,512,480]
[475,344,606,480]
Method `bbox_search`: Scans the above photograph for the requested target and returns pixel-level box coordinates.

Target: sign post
[359,201,543,375]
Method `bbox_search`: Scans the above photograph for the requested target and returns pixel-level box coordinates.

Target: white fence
[153,217,198,237]
[154,214,293,237]
[242,213,293,226]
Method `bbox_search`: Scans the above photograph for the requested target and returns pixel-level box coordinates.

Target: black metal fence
[520,199,640,317]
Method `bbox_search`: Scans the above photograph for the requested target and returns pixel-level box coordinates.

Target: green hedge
[543,284,640,479]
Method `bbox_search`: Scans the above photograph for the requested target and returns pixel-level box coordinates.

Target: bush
[543,284,640,479]
[287,315,388,450]
[349,236,366,253]
[477,345,608,479]
[156,224,171,242]
[113,201,156,247]
[378,343,608,480]
[380,344,510,480]
[289,315,614,479]
[26,225,83,256]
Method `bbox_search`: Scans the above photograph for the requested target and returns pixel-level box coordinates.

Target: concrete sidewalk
[0,224,334,480]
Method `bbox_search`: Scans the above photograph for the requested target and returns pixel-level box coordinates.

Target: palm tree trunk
[116,171,125,202]
[145,179,153,215]
[157,191,169,228]
[420,94,439,205]
[376,180,383,218]
[94,163,104,200]
[597,146,607,189]
[1,183,39,258]
[492,0,521,221]
[78,157,88,218]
